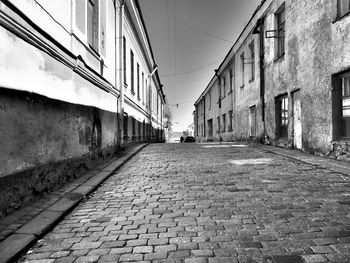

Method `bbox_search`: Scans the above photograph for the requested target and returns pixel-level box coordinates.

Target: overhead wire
[175,18,234,44]
[160,57,224,77]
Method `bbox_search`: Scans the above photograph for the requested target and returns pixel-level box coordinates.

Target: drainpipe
[253,17,266,139]
[259,17,266,136]
[116,0,126,146]
[148,64,158,142]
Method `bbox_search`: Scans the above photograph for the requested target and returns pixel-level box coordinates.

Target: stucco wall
[263,0,348,154]
[0,88,119,217]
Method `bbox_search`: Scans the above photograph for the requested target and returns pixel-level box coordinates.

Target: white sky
[139,0,262,132]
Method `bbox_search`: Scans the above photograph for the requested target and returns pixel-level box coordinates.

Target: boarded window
[87,0,99,53]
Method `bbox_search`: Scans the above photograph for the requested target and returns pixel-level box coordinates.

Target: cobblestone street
[20,143,350,263]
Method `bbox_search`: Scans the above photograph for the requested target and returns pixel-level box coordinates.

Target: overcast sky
[139,0,262,132]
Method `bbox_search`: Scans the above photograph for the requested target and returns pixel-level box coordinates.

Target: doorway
[207,119,213,140]
[292,90,302,149]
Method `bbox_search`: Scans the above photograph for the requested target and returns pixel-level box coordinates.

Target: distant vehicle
[184,136,195,143]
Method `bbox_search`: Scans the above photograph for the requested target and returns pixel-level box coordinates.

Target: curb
[0,143,148,263]
[255,144,350,176]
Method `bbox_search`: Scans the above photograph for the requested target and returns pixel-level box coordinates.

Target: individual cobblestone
[18,143,350,262]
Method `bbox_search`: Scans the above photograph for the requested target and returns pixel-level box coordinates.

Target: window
[276,5,285,58]
[229,68,233,92]
[222,114,226,132]
[222,76,226,97]
[249,41,255,81]
[249,106,256,137]
[123,113,128,139]
[87,0,99,52]
[138,120,141,137]
[217,117,221,133]
[132,117,136,136]
[123,37,127,84]
[130,50,134,93]
[333,73,350,139]
[208,91,212,109]
[240,53,245,87]
[142,72,145,104]
[228,110,233,131]
[337,0,350,18]
[137,63,140,100]
[276,95,288,139]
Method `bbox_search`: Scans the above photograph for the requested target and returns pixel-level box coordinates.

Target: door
[207,119,213,140]
[249,106,256,137]
[293,90,302,149]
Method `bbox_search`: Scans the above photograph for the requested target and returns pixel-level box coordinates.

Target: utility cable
[175,18,234,44]
[160,57,224,77]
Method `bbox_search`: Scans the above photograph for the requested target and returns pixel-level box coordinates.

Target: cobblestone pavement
[19,143,350,263]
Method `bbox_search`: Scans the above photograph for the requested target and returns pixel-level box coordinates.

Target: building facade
[194,0,350,159]
[0,0,165,216]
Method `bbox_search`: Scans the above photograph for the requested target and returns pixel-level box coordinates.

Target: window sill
[131,91,135,95]
[249,78,255,83]
[274,53,285,62]
[124,82,128,88]
[240,85,244,89]
[333,11,350,23]
[228,90,233,95]
[228,129,233,132]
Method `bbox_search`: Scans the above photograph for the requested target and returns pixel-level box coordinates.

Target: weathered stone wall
[263,0,350,155]
[0,88,119,217]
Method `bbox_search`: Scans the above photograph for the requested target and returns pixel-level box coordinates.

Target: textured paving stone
[18,143,350,262]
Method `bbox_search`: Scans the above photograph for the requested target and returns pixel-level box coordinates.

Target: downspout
[148,65,158,142]
[259,17,266,137]
[254,17,266,140]
[117,0,126,146]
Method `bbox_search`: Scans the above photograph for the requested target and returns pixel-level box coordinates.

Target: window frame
[240,52,245,88]
[137,63,140,100]
[275,4,286,59]
[333,72,350,140]
[123,37,127,85]
[228,110,233,131]
[337,0,350,20]
[249,41,255,81]
[222,114,226,132]
[87,0,99,53]
[275,94,289,139]
[130,50,134,94]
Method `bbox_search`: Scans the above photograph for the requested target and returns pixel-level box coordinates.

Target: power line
[175,18,234,44]
[160,57,223,77]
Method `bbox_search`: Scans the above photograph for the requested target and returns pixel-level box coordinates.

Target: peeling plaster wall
[263,0,348,154]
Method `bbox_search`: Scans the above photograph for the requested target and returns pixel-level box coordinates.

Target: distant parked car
[184,136,195,143]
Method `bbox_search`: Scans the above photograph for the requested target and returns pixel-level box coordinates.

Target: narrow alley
[18,143,350,263]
